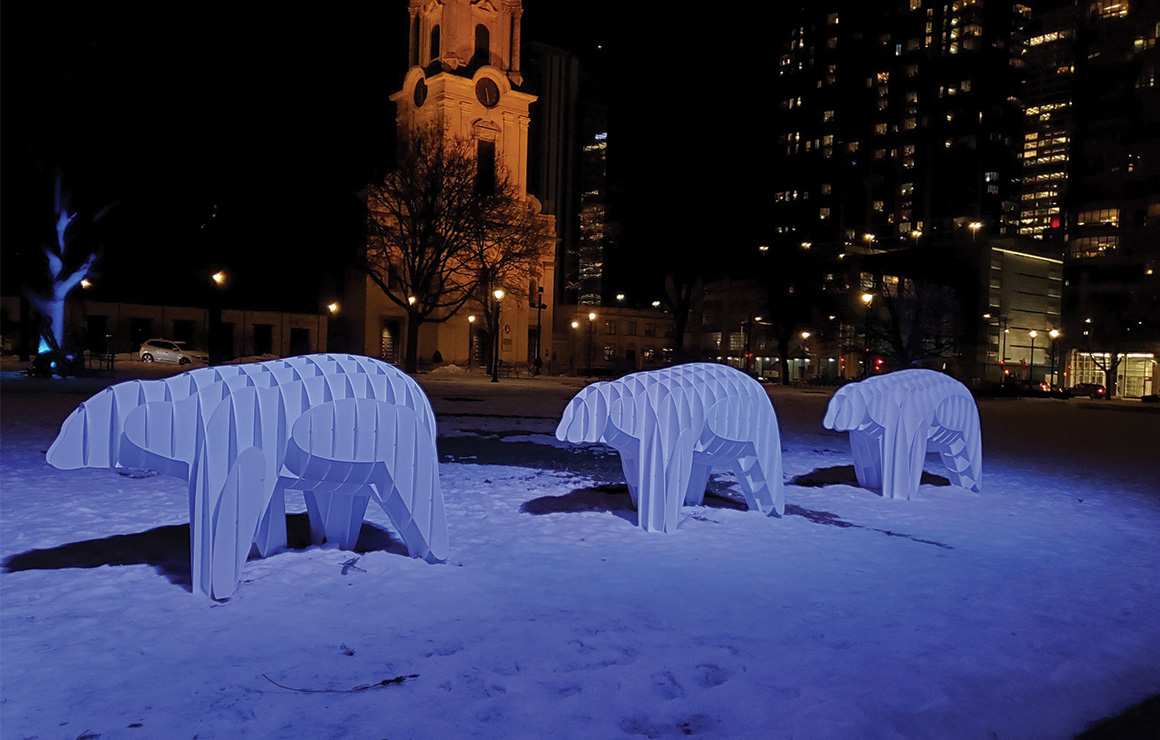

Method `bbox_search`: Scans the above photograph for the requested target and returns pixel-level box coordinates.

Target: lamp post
[490,288,505,383]
[534,286,545,376]
[969,221,982,242]
[1049,329,1060,391]
[1028,330,1038,389]
[209,270,227,366]
[570,320,579,374]
[861,292,873,379]
[586,311,596,377]
[801,330,811,381]
[467,314,475,366]
[744,318,755,376]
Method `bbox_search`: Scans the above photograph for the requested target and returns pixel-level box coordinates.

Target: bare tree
[468,193,553,375]
[27,172,110,360]
[874,276,960,369]
[662,268,704,364]
[757,245,829,385]
[1073,293,1140,398]
[362,124,550,373]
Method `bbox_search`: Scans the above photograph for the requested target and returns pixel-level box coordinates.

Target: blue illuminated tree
[28,172,109,359]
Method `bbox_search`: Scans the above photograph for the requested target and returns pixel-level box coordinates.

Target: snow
[2,369,1158,739]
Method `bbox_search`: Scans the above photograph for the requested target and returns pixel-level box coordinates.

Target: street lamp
[534,287,545,375]
[490,288,505,383]
[467,314,475,366]
[586,312,596,377]
[570,320,579,374]
[1028,330,1038,388]
[209,270,227,365]
[801,331,811,381]
[1048,329,1060,391]
[861,292,873,379]
[969,221,982,242]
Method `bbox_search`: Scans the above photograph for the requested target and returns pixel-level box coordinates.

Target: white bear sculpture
[823,368,982,500]
[556,363,784,532]
[46,354,447,600]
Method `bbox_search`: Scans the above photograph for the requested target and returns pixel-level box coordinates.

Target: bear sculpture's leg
[303,488,372,549]
[880,413,928,500]
[932,395,983,492]
[682,462,712,507]
[849,429,884,490]
[208,447,270,600]
[253,492,288,557]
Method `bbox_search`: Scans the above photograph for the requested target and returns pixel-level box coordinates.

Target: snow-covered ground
[2,366,1158,739]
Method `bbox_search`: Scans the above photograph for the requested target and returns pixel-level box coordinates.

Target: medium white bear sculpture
[823,368,982,500]
[556,363,784,532]
[47,354,448,600]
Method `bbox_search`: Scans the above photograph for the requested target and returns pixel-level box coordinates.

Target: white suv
[139,339,208,365]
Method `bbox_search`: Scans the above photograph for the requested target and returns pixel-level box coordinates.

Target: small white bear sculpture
[823,368,982,500]
[47,354,447,600]
[556,363,784,532]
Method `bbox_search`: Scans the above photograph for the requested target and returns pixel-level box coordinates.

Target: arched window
[474,24,490,65]
[430,25,441,62]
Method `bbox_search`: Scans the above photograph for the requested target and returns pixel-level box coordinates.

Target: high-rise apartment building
[1019,2,1078,240]
[770,1,1029,250]
[1062,0,1159,396]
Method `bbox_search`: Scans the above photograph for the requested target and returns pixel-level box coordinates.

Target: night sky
[2,3,777,310]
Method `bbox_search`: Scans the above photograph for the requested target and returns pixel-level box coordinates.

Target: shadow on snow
[1,513,410,592]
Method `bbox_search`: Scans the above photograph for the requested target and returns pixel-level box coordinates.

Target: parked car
[1065,382,1107,399]
[139,339,208,365]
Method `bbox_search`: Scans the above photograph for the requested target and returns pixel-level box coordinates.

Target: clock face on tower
[475,78,500,108]
[413,78,428,107]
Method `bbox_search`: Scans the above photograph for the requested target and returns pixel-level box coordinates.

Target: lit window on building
[819,207,831,220]
[827,12,839,24]
[1076,208,1120,226]
[1069,235,1119,258]
[1090,1,1130,19]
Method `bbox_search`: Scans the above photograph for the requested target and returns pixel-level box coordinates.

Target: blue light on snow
[38,338,51,354]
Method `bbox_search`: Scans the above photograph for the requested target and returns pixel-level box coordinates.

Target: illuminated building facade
[349,0,557,370]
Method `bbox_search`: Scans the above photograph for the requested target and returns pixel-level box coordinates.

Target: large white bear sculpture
[556,363,784,532]
[823,368,982,500]
[47,354,447,600]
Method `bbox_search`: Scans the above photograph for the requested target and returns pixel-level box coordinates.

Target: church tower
[355,0,555,372]
[392,0,536,197]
